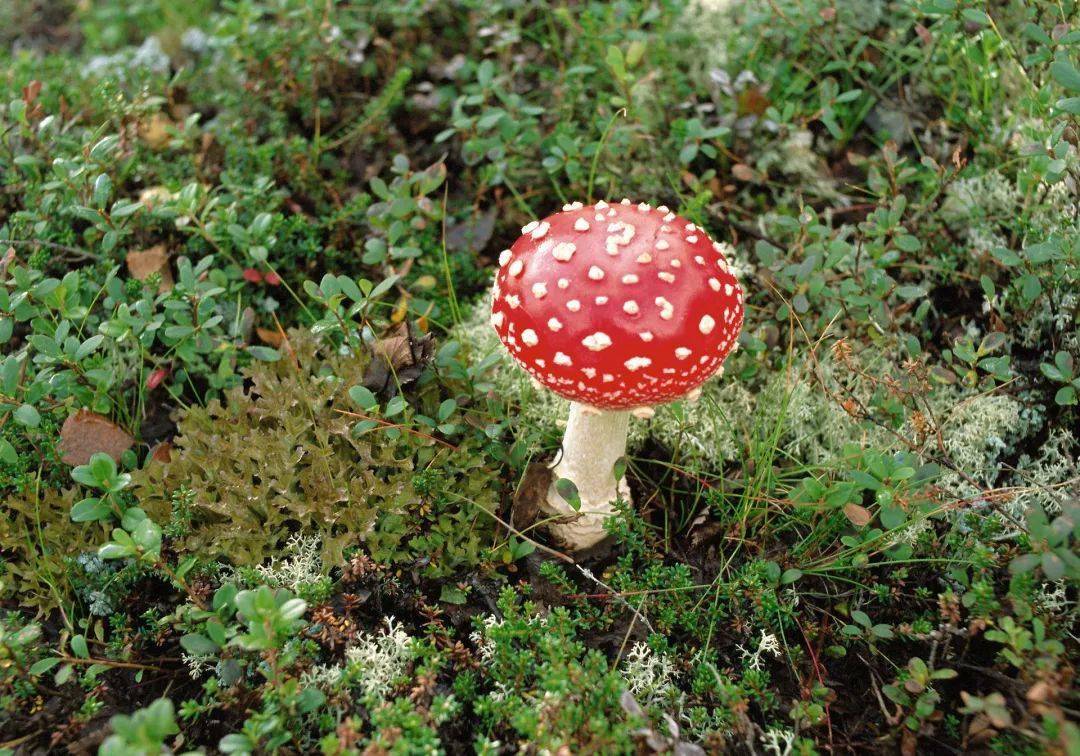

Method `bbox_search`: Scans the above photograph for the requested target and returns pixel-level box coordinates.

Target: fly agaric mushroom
[490,199,744,549]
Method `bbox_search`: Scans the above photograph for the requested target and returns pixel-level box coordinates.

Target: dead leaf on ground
[731,163,756,182]
[149,442,172,464]
[126,245,173,292]
[362,321,434,395]
[196,133,225,181]
[844,503,873,527]
[139,112,174,150]
[446,206,497,252]
[737,86,771,117]
[256,326,284,348]
[59,410,134,466]
[512,462,552,533]
[138,186,173,210]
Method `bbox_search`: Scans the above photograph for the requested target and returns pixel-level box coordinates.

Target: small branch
[575,565,656,636]
[56,655,166,672]
[0,238,99,260]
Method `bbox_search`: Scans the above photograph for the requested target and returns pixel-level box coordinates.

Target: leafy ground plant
[0,0,1078,753]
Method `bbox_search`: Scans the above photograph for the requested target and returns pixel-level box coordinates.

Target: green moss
[131,329,501,573]
[0,485,107,610]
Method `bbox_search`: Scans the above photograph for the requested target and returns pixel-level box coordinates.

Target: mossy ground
[0,1,1078,753]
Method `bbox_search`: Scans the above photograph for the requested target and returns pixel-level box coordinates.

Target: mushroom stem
[543,402,632,549]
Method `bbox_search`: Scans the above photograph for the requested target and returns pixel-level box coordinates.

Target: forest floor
[0,0,1078,753]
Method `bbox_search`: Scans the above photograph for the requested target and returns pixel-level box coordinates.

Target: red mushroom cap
[490,200,744,410]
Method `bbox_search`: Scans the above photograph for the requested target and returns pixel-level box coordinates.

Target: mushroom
[490,199,745,550]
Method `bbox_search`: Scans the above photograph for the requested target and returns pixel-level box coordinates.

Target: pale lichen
[254,534,324,592]
[1006,429,1078,518]
[344,616,415,702]
[621,642,678,708]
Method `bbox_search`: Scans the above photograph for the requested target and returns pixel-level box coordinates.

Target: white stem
[543,402,632,549]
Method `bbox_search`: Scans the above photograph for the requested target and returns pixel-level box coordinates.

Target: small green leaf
[337,276,364,303]
[1022,22,1052,46]
[960,8,989,26]
[14,404,40,428]
[894,234,921,252]
[555,478,581,511]
[180,633,220,655]
[76,334,105,359]
[612,456,628,483]
[1009,553,1041,575]
[88,452,116,484]
[780,568,803,585]
[1050,59,1080,93]
[98,542,134,560]
[71,634,89,659]
[437,398,457,422]
[1042,552,1065,581]
[368,275,400,300]
[247,346,280,361]
[54,663,74,685]
[0,438,17,465]
[348,385,378,411]
[120,507,148,531]
[71,498,111,522]
[605,45,626,80]
[384,395,407,417]
[439,585,467,605]
[880,505,907,530]
[205,618,227,646]
[89,135,120,161]
[29,657,61,675]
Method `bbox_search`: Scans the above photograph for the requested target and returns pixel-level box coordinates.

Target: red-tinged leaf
[146,367,169,390]
[256,327,284,347]
[149,442,172,464]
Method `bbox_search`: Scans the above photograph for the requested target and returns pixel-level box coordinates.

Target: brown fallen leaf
[59,410,134,466]
[731,163,756,182]
[126,245,173,292]
[195,133,225,181]
[149,441,172,464]
[512,462,552,533]
[362,321,434,395]
[138,185,173,210]
[843,503,873,528]
[446,205,497,253]
[256,326,284,348]
[139,112,174,150]
[737,85,771,117]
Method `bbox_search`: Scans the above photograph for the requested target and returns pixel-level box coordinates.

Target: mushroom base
[543,403,632,550]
